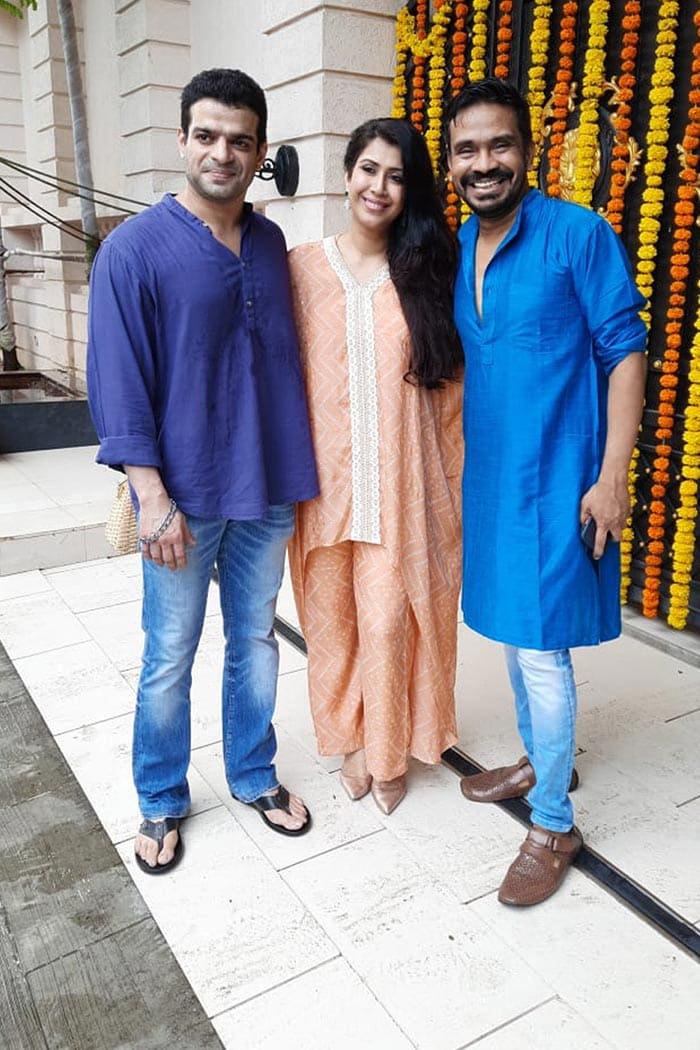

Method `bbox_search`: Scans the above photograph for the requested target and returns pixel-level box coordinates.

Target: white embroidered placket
[323,237,389,544]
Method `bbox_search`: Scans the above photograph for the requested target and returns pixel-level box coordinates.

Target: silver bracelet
[139,499,178,548]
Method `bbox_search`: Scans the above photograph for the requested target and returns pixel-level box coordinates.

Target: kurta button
[246,299,253,307]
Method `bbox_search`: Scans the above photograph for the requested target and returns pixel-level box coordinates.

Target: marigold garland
[527,2,554,185]
[412,0,429,132]
[494,0,513,80]
[388,1,700,626]
[468,0,489,82]
[619,0,680,604]
[394,0,431,131]
[444,2,469,232]
[667,9,700,628]
[450,1,468,96]
[424,3,453,175]
[573,0,611,206]
[604,0,641,231]
[631,1,679,326]
[391,38,409,118]
[546,2,579,198]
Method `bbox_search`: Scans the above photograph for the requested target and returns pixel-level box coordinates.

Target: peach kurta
[288,238,463,778]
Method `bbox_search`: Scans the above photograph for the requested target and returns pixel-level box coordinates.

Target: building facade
[0,0,402,390]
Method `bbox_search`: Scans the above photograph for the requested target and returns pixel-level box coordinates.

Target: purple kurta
[87,194,318,519]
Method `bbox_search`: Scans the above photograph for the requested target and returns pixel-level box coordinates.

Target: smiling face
[345,137,405,236]
[176,98,267,206]
[448,102,533,223]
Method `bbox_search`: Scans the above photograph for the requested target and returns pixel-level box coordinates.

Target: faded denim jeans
[133,504,294,819]
[504,645,578,832]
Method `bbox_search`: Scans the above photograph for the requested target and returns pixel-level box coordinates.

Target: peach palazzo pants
[300,540,429,782]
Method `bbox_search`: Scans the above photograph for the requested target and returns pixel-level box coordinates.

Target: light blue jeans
[133,505,294,819]
[504,645,578,833]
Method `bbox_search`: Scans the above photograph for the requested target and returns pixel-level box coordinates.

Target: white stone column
[258,0,403,246]
[0,13,28,206]
[24,0,75,210]
[115,0,191,201]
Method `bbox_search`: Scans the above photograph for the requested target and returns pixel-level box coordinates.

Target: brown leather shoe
[460,755,535,803]
[460,757,580,803]
[498,824,583,907]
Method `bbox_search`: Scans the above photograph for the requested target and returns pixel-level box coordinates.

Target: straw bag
[105,478,139,555]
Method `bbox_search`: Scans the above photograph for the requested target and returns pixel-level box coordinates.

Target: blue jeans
[504,646,578,833]
[133,505,295,818]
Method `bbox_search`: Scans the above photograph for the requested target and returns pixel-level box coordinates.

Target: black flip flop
[241,785,312,837]
[134,817,184,874]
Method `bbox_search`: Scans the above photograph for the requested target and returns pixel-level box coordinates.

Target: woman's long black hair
[344,118,464,389]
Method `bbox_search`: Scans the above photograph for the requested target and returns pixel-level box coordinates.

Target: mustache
[462,169,513,188]
[202,164,239,175]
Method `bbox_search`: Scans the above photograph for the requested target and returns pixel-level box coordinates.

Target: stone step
[0,446,118,575]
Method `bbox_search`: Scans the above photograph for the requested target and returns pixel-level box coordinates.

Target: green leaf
[0,0,38,16]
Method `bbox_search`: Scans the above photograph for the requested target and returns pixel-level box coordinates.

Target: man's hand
[140,501,195,570]
[580,351,646,560]
[124,465,196,571]
[579,477,629,560]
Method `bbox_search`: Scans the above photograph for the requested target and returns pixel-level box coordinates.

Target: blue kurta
[87,195,318,520]
[455,190,646,650]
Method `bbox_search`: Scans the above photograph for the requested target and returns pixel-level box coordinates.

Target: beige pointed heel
[340,749,372,801]
[371,774,407,815]
[339,770,373,800]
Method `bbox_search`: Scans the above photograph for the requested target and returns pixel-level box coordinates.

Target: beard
[460,167,529,220]
[185,166,248,204]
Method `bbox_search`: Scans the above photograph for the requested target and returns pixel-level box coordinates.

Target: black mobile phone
[581,517,608,555]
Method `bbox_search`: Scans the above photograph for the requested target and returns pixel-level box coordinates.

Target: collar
[458,188,542,254]
[161,193,254,233]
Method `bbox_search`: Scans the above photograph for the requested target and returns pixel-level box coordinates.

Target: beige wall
[83,0,120,196]
[0,14,27,206]
[0,0,401,390]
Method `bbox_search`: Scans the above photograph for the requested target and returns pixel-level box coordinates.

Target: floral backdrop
[390,0,700,630]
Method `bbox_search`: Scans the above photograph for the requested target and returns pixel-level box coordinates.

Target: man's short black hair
[180,68,267,144]
[444,77,533,152]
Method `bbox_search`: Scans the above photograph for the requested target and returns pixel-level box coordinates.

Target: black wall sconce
[255,145,299,197]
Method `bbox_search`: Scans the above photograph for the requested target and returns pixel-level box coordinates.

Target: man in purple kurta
[88,69,318,873]
[447,79,646,906]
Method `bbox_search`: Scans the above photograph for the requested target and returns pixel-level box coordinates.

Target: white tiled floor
[1,447,699,1049]
[0,446,117,574]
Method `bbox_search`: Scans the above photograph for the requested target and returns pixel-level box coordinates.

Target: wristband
[139,500,178,549]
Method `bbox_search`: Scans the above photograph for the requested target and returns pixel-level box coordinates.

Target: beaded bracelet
[139,499,178,548]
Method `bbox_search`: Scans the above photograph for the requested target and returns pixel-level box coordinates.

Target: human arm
[579,350,646,559]
[87,239,162,467]
[124,465,195,570]
[87,239,194,569]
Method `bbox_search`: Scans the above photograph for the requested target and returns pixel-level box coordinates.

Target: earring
[344,192,350,212]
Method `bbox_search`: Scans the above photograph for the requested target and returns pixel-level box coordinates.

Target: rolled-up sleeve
[87,239,162,468]
[574,217,648,375]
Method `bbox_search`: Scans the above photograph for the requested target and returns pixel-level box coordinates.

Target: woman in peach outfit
[288,118,463,814]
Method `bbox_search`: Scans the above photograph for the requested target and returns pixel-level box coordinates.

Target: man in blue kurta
[446,79,647,906]
[88,69,319,874]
